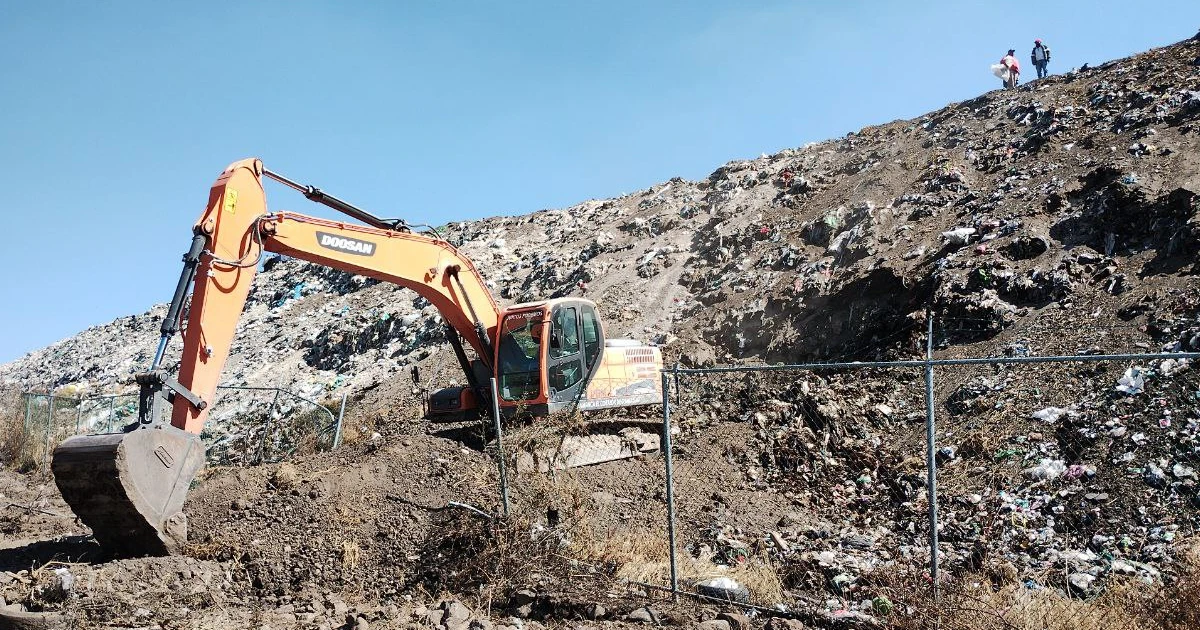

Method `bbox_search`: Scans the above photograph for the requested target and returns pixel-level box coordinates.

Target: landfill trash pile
[4,32,1200,630]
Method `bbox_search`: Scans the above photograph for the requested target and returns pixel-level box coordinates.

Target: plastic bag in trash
[1116,367,1146,395]
[1025,458,1066,480]
[1031,407,1069,423]
[695,577,750,603]
[941,227,977,246]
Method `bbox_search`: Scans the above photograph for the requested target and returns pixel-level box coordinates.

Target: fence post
[661,367,679,602]
[75,397,84,434]
[108,396,115,432]
[924,315,940,603]
[673,361,681,404]
[23,393,31,433]
[45,395,55,468]
[259,389,281,464]
[333,393,347,449]
[490,378,510,517]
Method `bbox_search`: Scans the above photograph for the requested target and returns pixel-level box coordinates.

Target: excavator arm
[172,159,499,433]
[52,158,502,556]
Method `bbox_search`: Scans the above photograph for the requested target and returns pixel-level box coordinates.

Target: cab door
[547,304,586,404]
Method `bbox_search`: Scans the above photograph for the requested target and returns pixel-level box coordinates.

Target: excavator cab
[495,298,607,416]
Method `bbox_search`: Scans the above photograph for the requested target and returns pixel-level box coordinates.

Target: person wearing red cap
[1001,49,1020,89]
[1031,39,1051,79]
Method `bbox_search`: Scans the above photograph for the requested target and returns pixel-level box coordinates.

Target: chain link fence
[20,386,346,468]
[473,317,1200,629]
[644,329,1200,629]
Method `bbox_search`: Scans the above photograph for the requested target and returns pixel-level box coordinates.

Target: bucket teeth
[52,425,205,557]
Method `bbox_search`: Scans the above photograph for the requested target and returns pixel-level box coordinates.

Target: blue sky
[1,1,1198,364]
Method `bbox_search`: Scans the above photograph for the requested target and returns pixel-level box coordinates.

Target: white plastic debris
[1173,463,1197,480]
[35,567,75,603]
[1031,407,1068,423]
[703,577,741,590]
[940,227,977,246]
[696,577,750,603]
[1115,367,1145,395]
[1025,458,1067,480]
[54,568,74,593]
[1160,358,1189,376]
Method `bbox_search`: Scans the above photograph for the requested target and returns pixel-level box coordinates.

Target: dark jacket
[1031,43,1051,64]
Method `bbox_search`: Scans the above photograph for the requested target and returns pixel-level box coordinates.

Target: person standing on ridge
[1031,39,1051,79]
[1001,49,1020,89]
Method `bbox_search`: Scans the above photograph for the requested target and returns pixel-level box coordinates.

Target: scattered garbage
[1173,463,1197,480]
[1068,572,1096,594]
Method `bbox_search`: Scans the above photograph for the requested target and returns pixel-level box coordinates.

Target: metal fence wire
[22,386,346,468]
[654,327,1200,629]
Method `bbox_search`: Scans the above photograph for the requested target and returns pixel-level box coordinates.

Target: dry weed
[269,462,301,491]
[1154,539,1200,629]
[337,410,381,447]
[341,540,361,571]
[574,525,784,604]
[504,467,785,604]
[0,388,37,471]
[502,410,590,468]
[874,565,1184,630]
[182,540,227,561]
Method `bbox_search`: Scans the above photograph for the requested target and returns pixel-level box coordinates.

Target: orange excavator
[51,158,662,557]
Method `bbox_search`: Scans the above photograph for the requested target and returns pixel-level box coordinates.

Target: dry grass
[875,541,1200,630]
[573,526,784,605]
[922,580,1153,630]
[336,408,382,447]
[501,409,592,470]
[269,462,301,491]
[0,388,37,471]
[499,465,785,605]
[341,540,361,572]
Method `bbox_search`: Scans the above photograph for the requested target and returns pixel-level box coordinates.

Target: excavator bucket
[51,424,205,557]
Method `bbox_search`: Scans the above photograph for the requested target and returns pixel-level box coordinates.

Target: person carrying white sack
[1000,48,1020,89]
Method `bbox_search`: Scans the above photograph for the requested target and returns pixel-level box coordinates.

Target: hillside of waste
[2,33,1200,630]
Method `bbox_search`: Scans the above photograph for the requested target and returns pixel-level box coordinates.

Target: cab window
[581,305,601,368]
[497,313,543,401]
[550,307,580,358]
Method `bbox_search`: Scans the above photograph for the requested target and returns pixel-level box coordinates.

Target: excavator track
[516,426,660,472]
[508,418,663,473]
[52,425,205,557]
